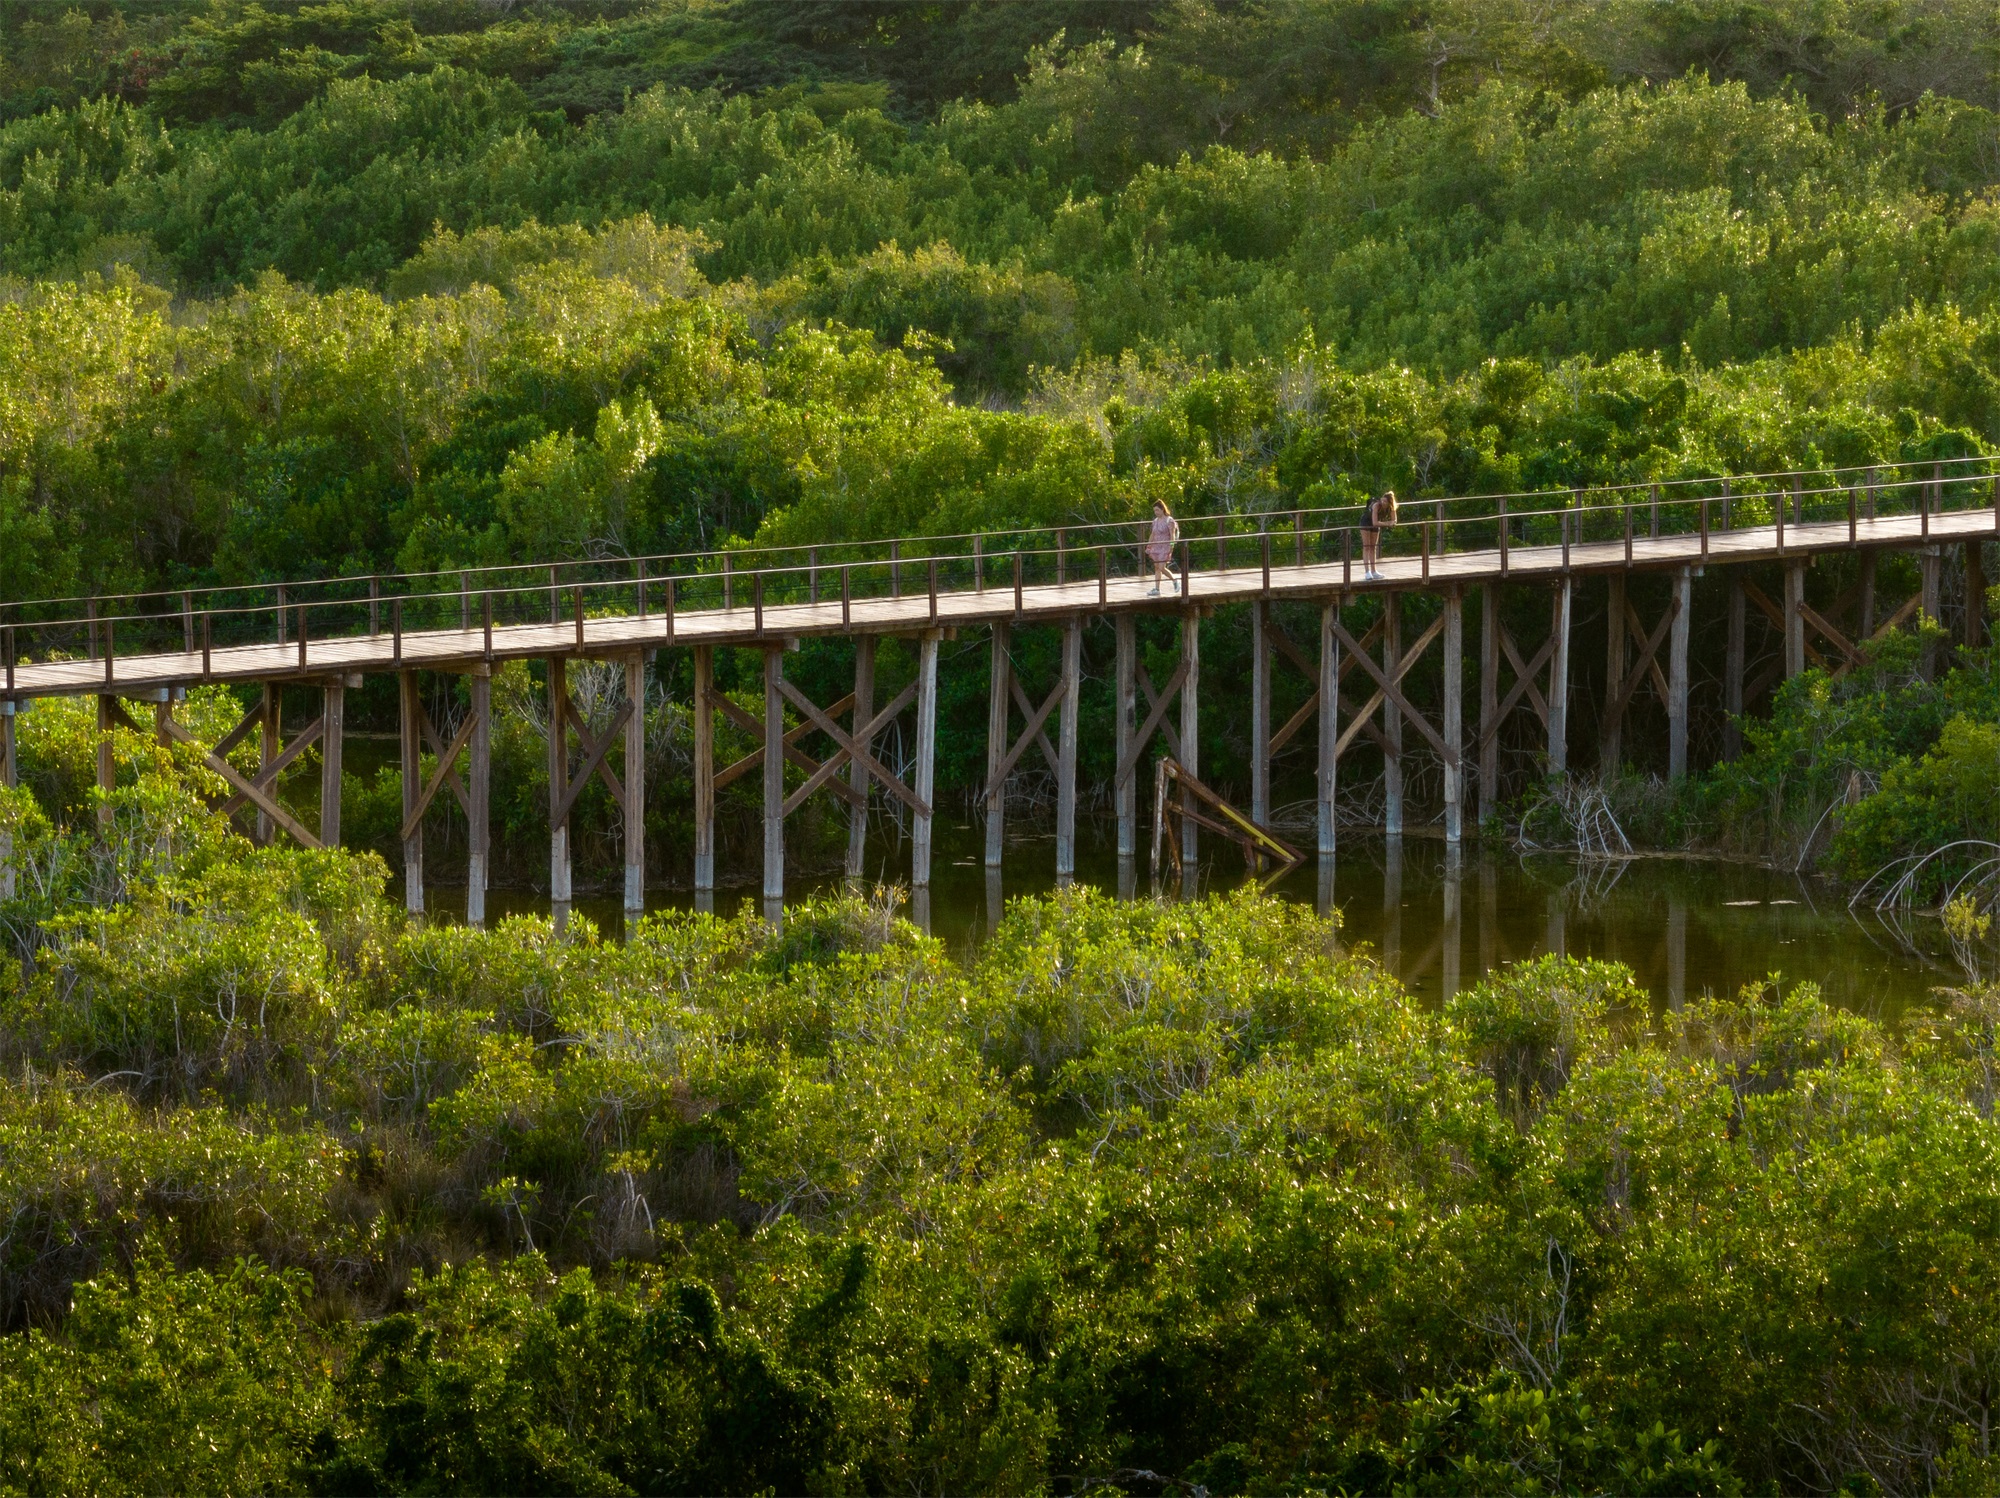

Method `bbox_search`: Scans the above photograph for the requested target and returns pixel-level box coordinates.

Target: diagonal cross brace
[985,673,1067,800]
[711,690,865,806]
[777,677,928,818]
[219,714,324,819]
[1334,612,1447,759]
[400,708,481,845]
[1478,631,1555,754]
[1607,595,1680,723]
[781,680,917,816]
[1116,655,1192,788]
[155,712,323,849]
[554,697,633,828]
[1330,616,1451,762]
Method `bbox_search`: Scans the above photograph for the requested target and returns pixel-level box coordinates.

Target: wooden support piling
[1250,598,1271,826]
[320,683,344,846]
[0,702,14,901]
[1783,560,1807,679]
[467,671,490,927]
[624,654,645,918]
[547,657,571,920]
[913,632,940,888]
[96,694,116,834]
[1668,567,1692,783]
[693,646,715,893]
[848,637,875,879]
[1382,594,1403,834]
[1547,579,1571,778]
[1056,617,1081,881]
[1970,539,1988,648]
[399,671,424,914]
[1920,547,1943,681]
[1442,587,1464,844]
[1115,616,1136,860]
[763,648,785,907]
[1602,574,1626,773]
[1479,584,1499,820]
[985,623,1009,868]
[1724,574,1745,761]
[258,683,279,845]
[1317,599,1339,858]
[1179,612,1200,868]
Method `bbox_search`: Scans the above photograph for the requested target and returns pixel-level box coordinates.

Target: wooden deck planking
[6,506,1991,701]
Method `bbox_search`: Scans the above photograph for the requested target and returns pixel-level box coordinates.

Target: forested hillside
[2,8,2000,1492]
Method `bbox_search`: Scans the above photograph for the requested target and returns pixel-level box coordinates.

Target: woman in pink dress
[1145,500,1181,595]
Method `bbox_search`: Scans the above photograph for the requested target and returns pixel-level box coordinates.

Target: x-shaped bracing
[1263,615,1394,761]
[114,695,325,849]
[985,652,1067,802]
[1329,613,1454,766]
[710,678,929,821]
[1477,591,1565,759]
[401,688,484,844]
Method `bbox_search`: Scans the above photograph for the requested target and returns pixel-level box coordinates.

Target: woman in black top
[1360,489,1397,579]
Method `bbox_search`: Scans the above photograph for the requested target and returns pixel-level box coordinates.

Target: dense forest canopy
[1,8,2000,1493]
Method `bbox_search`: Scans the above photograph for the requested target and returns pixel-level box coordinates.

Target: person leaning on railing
[1360,489,1398,579]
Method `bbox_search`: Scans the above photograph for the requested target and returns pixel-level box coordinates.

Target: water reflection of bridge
[2,456,1992,925]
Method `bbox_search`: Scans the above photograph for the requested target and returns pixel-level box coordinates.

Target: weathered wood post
[1250,598,1270,825]
[399,671,425,914]
[1382,594,1403,834]
[763,647,784,911]
[1668,566,1692,783]
[985,623,1009,868]
[1317,599,1339,860]
[96,694,115,835]
[1547,580,1571,778]
[1178,612,1200,868]
[1724,574,1745,761]
[1479,584,1499,819]
[1920,547,1943,681]
[1055,617,1081,881]
[547,657,571,926]
[848,637,875,879]
[1442,586,1463,844]
[1602,574,1626,772]
[1783,560,1807,679]
[1115,616,1136,861]
[467,670,490,927]
[1442,844,1462,1000]
[624,654,645,920]
[320,683,344,846]
[913,630,940,888]
[692,645,715,898]
[258,683,279,845]
[0,699,15,900]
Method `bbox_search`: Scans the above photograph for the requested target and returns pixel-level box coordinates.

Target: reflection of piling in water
[1443,845,1462,999]
[1667,895,1686,1010]
[1317,858,1335,922]
[1479,859,1497,977]
[1546,889,1566,958]
[1384,837,1404,975]
[986,866,1003,937]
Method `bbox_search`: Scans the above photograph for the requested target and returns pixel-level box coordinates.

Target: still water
[424,819,1962,1021]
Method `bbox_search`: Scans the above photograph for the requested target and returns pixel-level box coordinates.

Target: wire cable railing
[3,452,1996,693]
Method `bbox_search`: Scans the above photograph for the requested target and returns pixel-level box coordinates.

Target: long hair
[1378,489,1398,523]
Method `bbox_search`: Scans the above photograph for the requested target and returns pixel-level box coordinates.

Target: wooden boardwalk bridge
[2,455,1993,920]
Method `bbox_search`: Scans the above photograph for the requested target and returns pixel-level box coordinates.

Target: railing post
[927,558,938,624]
[1497,497,1509,574]
[841,564,851,627]
[550,566,559,625]
[202,612,212,677]
[104,618,114,684]
[890,539,901,598]
[808,546,819,605]
[458,573,468,632]
[974,535,984,592]
[664,575,676,643]
[1776,483,1786,552]
[1650,482,1660,539]
[1215,519,1227,573]
[277,584,287,644]
[1343,526,1352,587]
[1720,478,1731,530]
[1057,528,1067,584]
[1700,497,1710,558]
[1923,462,1935,538]
[1261,528,1272,592]
[1623,501,1633,565]
[1294,509,1304,567]
[298,604,308,669]
[574,585,585,648]
[1013,551,1024,617]
[722,553,733,610]
[1099,545,1108,606]
[636,559,647,619]
[371,576,383,636]
[3,623,13,694]
[182,592,194,654]
[1422,517,1432,579]
[753,571,764,638]
[1180,538,1192,599]
[482,592,493,661]
[392,598,403,665]
[1849,483,1858,544]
